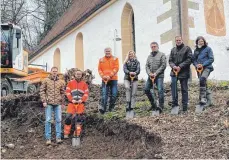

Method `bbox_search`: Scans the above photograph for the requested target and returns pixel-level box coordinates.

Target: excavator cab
[1,23,28,96]
[1,23,28,74]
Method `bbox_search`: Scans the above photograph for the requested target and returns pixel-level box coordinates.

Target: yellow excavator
[1,23,63,96]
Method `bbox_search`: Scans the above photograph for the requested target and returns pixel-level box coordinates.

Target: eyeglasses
[151,46,157,48]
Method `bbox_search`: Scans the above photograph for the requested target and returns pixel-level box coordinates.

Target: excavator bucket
[171,106,179,115]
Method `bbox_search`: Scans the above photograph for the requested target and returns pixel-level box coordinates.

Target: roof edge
[29,0,113,62]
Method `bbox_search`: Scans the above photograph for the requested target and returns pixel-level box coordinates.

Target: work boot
[206,89,212,107]
[64,135,69,139]
[200,87,207,105]
[56,138,63,144]
[148,101,157,111]
[46,140,51,145]
[182,105,188,112]
[158,104,164,113]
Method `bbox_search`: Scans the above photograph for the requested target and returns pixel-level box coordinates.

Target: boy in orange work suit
[64,70,89,139]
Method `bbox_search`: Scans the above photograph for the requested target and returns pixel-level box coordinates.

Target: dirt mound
[1,102,162,159]
[1,80,229,159]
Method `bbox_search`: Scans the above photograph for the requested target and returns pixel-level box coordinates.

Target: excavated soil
[1,80,229,159]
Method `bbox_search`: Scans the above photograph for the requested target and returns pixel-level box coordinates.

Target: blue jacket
[192,46,214,71]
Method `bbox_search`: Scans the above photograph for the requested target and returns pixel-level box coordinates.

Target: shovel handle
[150,75,155,83]
[103,79,108,85]
[173,69,178,77]
[197,65,203,74]
[130,74,135,82]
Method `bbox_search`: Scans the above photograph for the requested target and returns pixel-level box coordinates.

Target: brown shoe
[56,138,63,144]
[46,140,51,145]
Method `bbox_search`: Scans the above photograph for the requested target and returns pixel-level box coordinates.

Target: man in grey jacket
[169,36,192,114]
[145,42,167,114]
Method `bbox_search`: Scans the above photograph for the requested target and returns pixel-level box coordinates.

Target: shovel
[197,65,203,75]
[195,104,205,113]
[171,69,179,115]
[72,123,82,148]
[149,75,160,116]
[126,74,135,119]
[99,79,108,114]
[195,65,205,114]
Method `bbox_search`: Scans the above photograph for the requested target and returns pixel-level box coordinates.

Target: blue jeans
[101,80,118,111]
[45,105,62,140]
[145,77,164,109]
[171,77,188,109]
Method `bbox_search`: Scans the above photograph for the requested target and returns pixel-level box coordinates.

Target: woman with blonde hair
[123,50,140,118]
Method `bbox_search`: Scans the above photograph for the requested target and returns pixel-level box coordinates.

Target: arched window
[75,32,84,70]
[121,3,136,63]
[53,48,61,71]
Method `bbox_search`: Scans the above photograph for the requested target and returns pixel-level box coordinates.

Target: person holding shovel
[98,47,119,114]
[145,42,167,116]
[169,36,192,114]
[64,69,89,146]
[192,36,214,113]
[123,50,140,118]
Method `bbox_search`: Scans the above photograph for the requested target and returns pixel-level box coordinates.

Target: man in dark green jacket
[169,36,192,114]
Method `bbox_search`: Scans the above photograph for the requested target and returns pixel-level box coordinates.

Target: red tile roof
[29,0,111,60]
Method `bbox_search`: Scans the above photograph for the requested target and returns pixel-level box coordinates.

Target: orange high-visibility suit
[64,79,89,137]
[98,56,119,80]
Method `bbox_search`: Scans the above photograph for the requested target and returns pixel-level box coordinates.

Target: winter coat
[145,51,167,78]
[123,59,140,81]
[40,75,65,105]
[192,46,214,71]
[98,56,119,80]
[66,80,89,102]
[169,44,192,79]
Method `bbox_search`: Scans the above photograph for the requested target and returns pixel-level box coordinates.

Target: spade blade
[171,106,179,115]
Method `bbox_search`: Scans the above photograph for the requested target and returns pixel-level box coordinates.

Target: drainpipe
[178,0,183,36]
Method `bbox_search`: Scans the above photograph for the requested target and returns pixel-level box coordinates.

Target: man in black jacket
[169,36,192,114]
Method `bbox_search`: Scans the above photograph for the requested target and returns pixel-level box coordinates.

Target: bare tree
[1,0,73,51]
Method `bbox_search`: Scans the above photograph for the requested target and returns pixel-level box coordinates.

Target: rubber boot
[200,87,207,105]
[206,89,212,107]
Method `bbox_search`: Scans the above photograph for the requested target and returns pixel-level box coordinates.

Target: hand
[61,104,66,110]
[130,72,136,75]
[102,76,107,80]
[176,66,181,72]
[149,73,154,77]
[149,73,156,78]
[173,66,177,70]
[72,100,77,104]
[197,64,203,69]
[43,103,47,107]
[76,100,82,104]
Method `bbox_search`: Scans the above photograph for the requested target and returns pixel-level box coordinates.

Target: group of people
[40,35,214,145]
